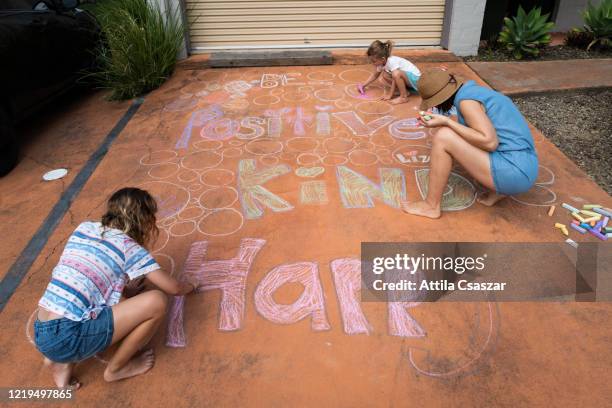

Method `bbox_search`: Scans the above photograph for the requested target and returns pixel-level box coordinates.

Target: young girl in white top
[361,40,421,105]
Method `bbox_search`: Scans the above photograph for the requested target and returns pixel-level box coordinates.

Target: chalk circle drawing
[201,168,235,187]
[297,153,322,166]
[253,95,280,106]
[349,150,378,166]
[269,88,284,96]
[286,137,319,153]
[222,98,250,113]
[229,140,245,147]
[258,155,279,166]
[279,151,297,162]
[535,165,555,185]
[177,169,199,183]
[201,118,237,141]
[408,302,498,378]
[151,228,170,253]
[314,88,345,102]
[345,84,385,101]
[376,148,391,155]
[282,90,309,102]
[335,99,352,109]
[300,180,329,205]
[164,97,198,112]
[307,71,336,82]
[140,150,177,165]
[178,206,205,221]
[392,144,431,167]
[160,216,177,228]
[197,208,244,236]
[357,141,375,151]
[148,162,180,180]
[188,183,205,192]
[193,140,222,151]
[299,86,315,93]
[356,101,393,116]
[199,187,239,209]
[169,220,197,237]
[295,166,325,178]
[139,181,190,219]
[322,154,349,166]
[180,150,223,170]
[245,138,284,156]
[324,137,356,153]
[339,68,372,83]
[379,156,393,165]
[415,169,477,211]
[221,147,242,158]
[510,185,557,207]
[389,119,426,140]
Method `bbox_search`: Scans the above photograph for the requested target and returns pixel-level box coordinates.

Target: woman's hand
[420,113,449,128]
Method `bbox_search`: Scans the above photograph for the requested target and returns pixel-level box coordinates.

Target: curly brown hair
[367,40,394,60]
[101,187,159,247]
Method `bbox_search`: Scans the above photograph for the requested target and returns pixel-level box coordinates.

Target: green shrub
[89,0,185,100]
[581,0,612,50]
[498,6,555,59]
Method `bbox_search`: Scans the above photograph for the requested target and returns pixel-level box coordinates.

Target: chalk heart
[415,169,476,211]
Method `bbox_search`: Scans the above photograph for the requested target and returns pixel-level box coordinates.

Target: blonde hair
[101,187,159,247]
[367,40,394,60]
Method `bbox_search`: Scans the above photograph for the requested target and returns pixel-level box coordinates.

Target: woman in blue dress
[402,69,539,219]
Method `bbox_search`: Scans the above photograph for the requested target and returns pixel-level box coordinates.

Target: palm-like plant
[581,0,612,50]
[498,6,555,59]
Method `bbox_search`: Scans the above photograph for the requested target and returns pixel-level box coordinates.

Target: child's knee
[146,290,168,315]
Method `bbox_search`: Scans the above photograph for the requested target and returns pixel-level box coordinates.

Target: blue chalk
[593,207,612,218]
[570,223,587,234]
[580,223,592,230]
[562,203,580,213]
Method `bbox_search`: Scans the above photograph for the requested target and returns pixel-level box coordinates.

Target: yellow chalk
[583,204,602,210]
[571,212,586,222]
[561,226,569,236]
[548,205,556,216]
[580,210,600,217]
[555,223,565,229]
[583,216,600,223]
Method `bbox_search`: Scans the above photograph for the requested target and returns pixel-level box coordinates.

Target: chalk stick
[594,220,603,231]
[571,220,580,226]
[583,216,600,223]
[583,204,602,210]
[580,223,592,230]
[602,217,609,228]
[571,212,586,223]
[565,238,578,248]
[561,226,569,236]
[593,207,612,218]
[554,223,565,229]
[588,228,607,241]
[570,223,587,234]
[562,203,580,213]
[419,111,427,116]
[357,84,365,95]
[580,210,600,217]
[607,233,612,238]
[604,227,612,233]
[548,205,556,216]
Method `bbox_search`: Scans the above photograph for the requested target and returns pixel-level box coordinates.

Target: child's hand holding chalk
[358,84,365,96]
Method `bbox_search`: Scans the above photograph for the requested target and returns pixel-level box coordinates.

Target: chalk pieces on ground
[570,223,587,234]
[565,238,578,248]
[562,203,580,213]
[593,207,612,218]
[548,205,555,216]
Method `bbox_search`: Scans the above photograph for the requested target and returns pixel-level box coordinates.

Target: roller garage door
[185,0,447,51]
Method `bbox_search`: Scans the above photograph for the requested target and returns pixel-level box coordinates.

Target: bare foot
[103,348,155,382]
[401,200,441,219]
[390,96,409,105]
[477,191,506,207]
[43,358,81,389]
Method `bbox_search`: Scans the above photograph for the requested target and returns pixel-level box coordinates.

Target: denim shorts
[34,307,114,363]
[490,149,539,195]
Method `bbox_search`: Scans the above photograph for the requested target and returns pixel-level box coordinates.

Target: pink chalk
[358,84,365,95]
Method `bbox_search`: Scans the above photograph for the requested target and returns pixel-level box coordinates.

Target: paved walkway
[468,58,612,95]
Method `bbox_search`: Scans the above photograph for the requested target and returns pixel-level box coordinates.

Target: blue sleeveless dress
[454,81,538,195]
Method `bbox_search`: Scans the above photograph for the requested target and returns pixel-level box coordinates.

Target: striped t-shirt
[39,222,160,321]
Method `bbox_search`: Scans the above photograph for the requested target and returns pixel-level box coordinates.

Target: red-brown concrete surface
[468,58,612,95]
[1,61,611,407]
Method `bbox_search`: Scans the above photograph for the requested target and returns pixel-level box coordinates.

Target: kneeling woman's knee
[431,127,456,147]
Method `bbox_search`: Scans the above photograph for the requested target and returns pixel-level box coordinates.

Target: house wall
[441,0,487,56]
[554,0,601,31]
